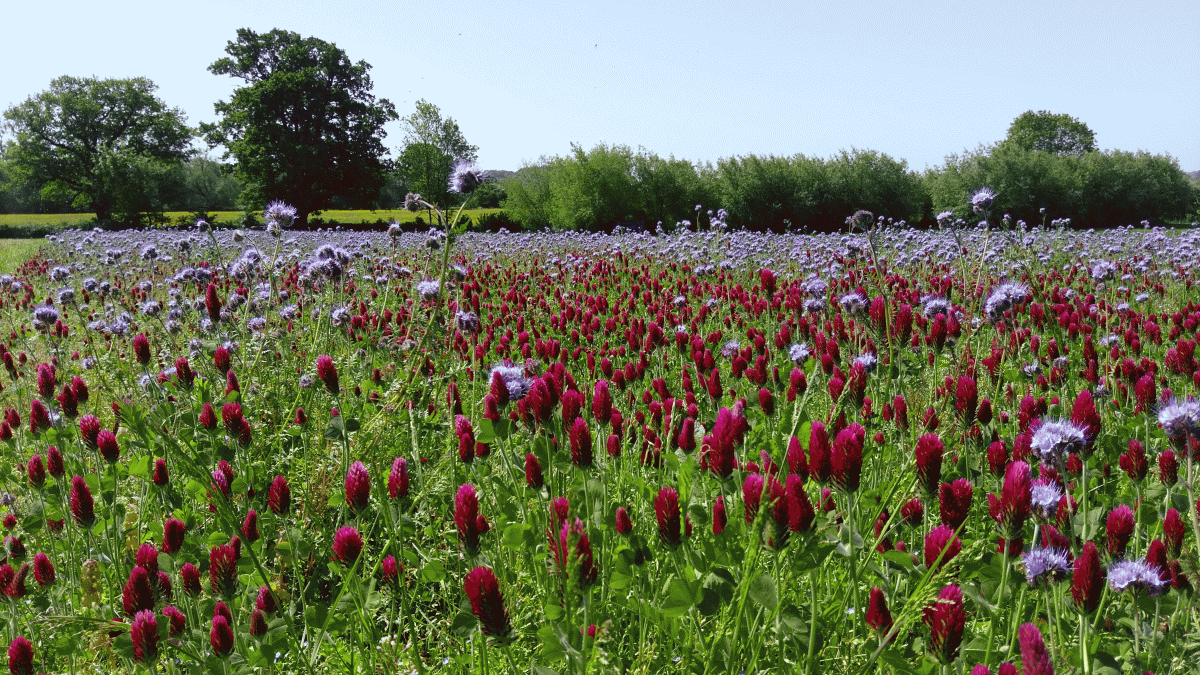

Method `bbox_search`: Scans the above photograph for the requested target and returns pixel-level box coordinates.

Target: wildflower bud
[388,457,409,499]
[36,362,56,399]
[901,497,924,526]
[569,417,593,467]
[47,446,64,478]
[712,495,728,534]
[180,562,201,596]
[380,556,401,586]
[33,553,54,587]
[268,475,291,514]
[786,474,815,532]
[70,475,95,527]
[1159,450,1178,486]
[831,424,864,492]
[209,544,238,597]
[524,453,543,489]
[195,402,216,431]
[316,355,339,395]
[96,429,119,463]
[807,421,832,484]
[344,461,371,510]
[28,399,50,434]
[133,333,151,366]
[122,566,155,617]
[7,637,34,675]
[939,479,973,532]
[924,525,962,571]
[1163,508,1185,557]
[615,507,633,534]
[131,609,158,664]
[249,609,268,637]
[26,455,45,489]
[1106,504,1135,557]
[213,346,231,375]
[162,518,186,554]
[655,487,682,547]
[1017,623,1053,675]
[924,584,965,664]
[463,566,512,638]
[151,458,169,486]
[865,586,894,636]
[210,615,234,657]
[242,510,259,543]
[455,485,482,555]
[332,526,363,565]
[1120,440,1148,481]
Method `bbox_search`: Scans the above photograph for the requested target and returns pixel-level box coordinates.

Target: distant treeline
[500,144,1199,233]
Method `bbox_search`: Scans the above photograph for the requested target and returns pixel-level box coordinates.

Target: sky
[4,0,1198,172]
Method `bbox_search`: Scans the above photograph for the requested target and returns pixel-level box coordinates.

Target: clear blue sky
[5,0,1198,172]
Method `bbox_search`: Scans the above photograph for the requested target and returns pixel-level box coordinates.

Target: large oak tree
[2,76,192,222]
[201,28,397,225]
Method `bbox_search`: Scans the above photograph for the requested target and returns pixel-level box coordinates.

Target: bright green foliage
[398,142,454,211]
[926,144,1195,226]
[398,100,479,209]
[1002,110,1097,157]
[2,76,192,222]
[201,28,397,225]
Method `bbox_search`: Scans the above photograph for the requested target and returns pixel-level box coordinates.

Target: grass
[0,238,44,272]
[0,208,503,229]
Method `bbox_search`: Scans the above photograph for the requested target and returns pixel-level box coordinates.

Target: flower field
[1,211,1200,674]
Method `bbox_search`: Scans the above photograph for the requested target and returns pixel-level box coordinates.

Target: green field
[0,208,505,238]
[0,238,44,272]
[0,208,501,228]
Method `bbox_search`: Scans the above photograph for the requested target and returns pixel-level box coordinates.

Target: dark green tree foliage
[2,76,192,222]
[1003,110,1097,157]
[398,99,478,209]
[398,142,454,211]
[925,145,1195,226]
[179,154,243,211]
[202,28,397,225]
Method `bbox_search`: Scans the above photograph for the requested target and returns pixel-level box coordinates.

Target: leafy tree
[2,76,192,222]
[201,28,397,225]
[398,99,478,208]
[1003,110,1097,157]
[179,154,243,211]
[398,141,454,210]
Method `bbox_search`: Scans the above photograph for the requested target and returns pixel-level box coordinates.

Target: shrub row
[500,144,1199,233]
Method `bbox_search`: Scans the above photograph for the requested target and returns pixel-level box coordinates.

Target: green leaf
[475,419,495,444]
[748,573,778,611]
[538,625,566,662]
[420,560,446,583]
[502,522,529,551]
[326,492,345,507]
[661,576,697,618]
[128,455,151,479]
[450,612,477,638]
[882,549,914,570]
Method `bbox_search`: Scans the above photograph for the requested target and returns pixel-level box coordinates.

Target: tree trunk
[93,197,114,223]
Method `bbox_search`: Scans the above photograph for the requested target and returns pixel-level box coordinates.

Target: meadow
[0,207,1198,674]
[0,209,504,237]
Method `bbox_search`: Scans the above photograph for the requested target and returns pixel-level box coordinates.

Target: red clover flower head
[655,487,682,547]
[463,565,512,638]
[332,526,364,566]
[316,355,339,395]
[344,461,371,510]
[131,609,158,663]
[388,457,409,499]
[1017,623,1054,675]
[268,475,291,514]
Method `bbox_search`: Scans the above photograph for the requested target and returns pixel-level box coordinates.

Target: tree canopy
[2,76,192,222]
[201,28,397,224]
[1003,110,1097,157]
[398,100,478,208]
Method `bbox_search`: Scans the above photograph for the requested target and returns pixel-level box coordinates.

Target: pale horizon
[4,0,1198,173]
